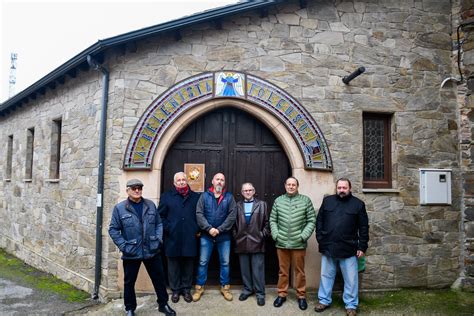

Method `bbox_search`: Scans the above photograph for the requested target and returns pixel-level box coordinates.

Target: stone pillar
[454,0,474,290]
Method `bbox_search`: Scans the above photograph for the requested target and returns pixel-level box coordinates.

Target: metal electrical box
[419,169,452,205]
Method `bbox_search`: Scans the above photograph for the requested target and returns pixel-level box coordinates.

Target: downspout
[87,55,109,300]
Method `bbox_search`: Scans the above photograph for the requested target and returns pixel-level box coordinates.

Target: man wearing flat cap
[109,179,176,316]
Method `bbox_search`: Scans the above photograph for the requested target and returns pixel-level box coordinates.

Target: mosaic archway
[123,71,332,171]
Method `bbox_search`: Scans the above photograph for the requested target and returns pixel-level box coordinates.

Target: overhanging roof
[0,0,284,116]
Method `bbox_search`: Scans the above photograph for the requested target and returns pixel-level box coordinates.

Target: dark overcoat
[158,187,200,257]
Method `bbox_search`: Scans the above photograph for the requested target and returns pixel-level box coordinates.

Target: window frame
[25,127,35,180]
[49,118,62,180]
[363,112,392,189]
[6,134,13,180]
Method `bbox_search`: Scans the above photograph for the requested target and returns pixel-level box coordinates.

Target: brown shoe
[314,302,330,312]
[192,285,204,302]
[220,284,233,301]
[346,308,357,316]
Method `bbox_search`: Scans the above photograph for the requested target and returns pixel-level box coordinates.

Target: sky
[0,0,238,102]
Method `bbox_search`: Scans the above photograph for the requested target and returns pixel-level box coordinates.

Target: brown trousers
[276,248,306,298]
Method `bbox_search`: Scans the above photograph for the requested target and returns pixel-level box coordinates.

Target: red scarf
[209,186,226,205]
[175,185,189,197]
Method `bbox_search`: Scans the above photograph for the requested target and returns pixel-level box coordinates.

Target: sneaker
[192,285,204,302]
[314,302,330,312]
[220,284,233,301]
[346,308,357,316]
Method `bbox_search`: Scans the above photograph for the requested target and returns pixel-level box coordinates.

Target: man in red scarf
[158,172,200,304]
[193,173,236,302]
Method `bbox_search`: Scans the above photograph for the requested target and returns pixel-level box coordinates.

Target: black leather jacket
[316,193,369,258]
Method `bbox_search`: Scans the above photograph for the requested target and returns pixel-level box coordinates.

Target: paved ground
[0,277,96,316]
[72,288,349,316]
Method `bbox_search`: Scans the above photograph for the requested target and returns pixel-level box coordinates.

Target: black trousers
[123,254,169,311]
[167,256,195,292]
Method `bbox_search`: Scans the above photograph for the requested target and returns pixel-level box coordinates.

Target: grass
[324,288,474,315]
[0,248,90,302]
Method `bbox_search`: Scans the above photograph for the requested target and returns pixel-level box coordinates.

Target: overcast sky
[0,0,238,102]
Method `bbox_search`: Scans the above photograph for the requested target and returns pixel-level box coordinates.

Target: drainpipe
[87,55,109,300]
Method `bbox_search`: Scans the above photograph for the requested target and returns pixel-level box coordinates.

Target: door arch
[161,107,291,284]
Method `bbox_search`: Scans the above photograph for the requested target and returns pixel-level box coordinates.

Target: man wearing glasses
[233,183,270,306]
[109,179,176,316]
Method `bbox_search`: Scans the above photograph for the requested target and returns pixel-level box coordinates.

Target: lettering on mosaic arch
[204,80,212,93]
[168,97,181,109]
[145,123,157,133]
[215,72,244,97]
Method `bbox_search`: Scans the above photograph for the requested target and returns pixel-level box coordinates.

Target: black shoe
[158,303,176,316]
[171,292,180,303]
[183,290,193,303]
[239,293,251,301]
[126,310,135,316]
[298,298,308,310]
[273,296,286,307]
[257,297,265,306]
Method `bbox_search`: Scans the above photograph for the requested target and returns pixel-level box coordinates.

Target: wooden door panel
[161,107,290,285]
[202,112,225,145]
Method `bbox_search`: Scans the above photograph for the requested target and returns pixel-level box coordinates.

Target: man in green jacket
[270,177,316,311]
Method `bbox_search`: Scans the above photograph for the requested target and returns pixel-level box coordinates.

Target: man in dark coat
[109,179,175,316]
[158,171,200,303]
[233,182,270,306]
[315,178,369,316]
[193,172,236,302]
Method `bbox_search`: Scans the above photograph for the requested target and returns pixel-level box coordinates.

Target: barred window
[363,113,392,188]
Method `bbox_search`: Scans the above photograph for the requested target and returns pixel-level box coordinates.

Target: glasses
[129,186,143,192]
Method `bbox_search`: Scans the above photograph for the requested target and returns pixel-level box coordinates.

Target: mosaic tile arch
[123,71,332,170]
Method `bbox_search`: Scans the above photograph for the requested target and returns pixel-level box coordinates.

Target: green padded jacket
[270,193,316,249]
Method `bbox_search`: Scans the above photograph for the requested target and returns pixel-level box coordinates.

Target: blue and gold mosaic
[124,71,332,170]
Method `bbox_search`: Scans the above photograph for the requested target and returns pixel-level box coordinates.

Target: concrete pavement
[73,288,346,316]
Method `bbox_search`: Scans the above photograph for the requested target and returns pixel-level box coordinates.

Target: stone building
[0,0,473,299]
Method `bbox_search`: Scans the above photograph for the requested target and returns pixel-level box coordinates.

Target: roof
[0,0,284,116]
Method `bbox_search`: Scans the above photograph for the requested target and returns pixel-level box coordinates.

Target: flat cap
[126,179,144,187]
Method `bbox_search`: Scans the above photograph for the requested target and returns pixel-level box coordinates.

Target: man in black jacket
[314,178,369,316]
[233,183,270,306]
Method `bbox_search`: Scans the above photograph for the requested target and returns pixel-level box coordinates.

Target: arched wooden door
[161,107,291,285]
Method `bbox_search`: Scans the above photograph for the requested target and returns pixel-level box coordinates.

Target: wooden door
[161,107,291,284]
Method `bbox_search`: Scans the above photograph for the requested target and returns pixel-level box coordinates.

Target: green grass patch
[357,289,474,315]
[317,288,474,315]
[0,248,90,302]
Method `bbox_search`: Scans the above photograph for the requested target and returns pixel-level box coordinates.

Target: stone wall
[456,0,474,290]
[104,0,460,290]
[0,69,120,294]
[0,0,464,296]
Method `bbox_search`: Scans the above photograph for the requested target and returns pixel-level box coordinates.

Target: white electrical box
[419,169,452,205]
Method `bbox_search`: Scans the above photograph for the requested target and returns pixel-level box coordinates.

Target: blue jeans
[318,255,358,309]
[196,236,230,286]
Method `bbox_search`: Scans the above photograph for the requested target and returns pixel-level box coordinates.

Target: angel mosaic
[215,72,245,97]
